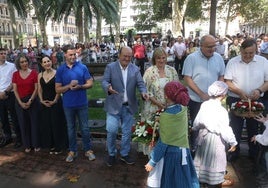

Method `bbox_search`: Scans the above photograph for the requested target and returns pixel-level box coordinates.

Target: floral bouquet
[132,109,163,146]
[231,99,264,118]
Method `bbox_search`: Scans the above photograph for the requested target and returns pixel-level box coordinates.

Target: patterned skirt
[194,129,226,185]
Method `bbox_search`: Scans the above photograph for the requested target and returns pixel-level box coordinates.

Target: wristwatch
[256,88,263,95]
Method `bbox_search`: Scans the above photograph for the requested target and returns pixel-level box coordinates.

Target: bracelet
[256,88,263,95]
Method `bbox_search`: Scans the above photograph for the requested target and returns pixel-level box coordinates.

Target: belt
[122,102,128,106]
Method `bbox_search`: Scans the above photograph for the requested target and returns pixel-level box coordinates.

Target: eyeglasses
[0,52,6,55]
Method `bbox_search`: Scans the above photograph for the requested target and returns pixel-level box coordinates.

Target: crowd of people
[1,32,268,187]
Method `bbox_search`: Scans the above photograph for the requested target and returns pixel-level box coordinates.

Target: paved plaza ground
[0,138,258,188]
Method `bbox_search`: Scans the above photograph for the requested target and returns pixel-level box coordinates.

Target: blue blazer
[102,61,147,115]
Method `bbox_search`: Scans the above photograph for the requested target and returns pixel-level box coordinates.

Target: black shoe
[14,142,22,148]
[120,155,135,165]
[0,137,12,148]
[77,132,82,138]
[49,148,55,154]
[106,156,115,167]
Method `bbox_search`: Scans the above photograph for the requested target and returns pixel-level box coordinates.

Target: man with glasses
[0,48,21,148]
[182,35,225,156]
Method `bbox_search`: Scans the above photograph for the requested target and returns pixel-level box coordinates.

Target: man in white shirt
[173,36,186,76]
[225,38,268,162]
[0,47,21,148]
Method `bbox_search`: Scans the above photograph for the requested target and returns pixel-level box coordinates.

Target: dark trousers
[174,56,186,75]
[226,96,260,160]
[188,99,202,155]
[15,96,39,148]
[135,58,146,76]
[0,92,21,142]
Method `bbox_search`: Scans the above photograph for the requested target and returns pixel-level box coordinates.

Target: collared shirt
[173,42,186,56]
[224,55,268,98]
[55,61,91,108]
[0,61,17,92]
[119,63,129,103]
[182,49,225,102]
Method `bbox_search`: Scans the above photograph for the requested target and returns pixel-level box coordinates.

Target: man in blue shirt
[55,44,95,162]
[182,34,225,155]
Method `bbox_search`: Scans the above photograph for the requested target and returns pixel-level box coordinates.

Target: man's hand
[108,85,119,94]
[141,93,149,101]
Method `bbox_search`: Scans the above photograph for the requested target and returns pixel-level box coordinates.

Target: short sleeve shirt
[182,50,225,102]
[55,61,91,108]
[224,55,268,98]
[12,70,38,98]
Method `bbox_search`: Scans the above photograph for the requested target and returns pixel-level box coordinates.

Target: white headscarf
[208,81,228,97]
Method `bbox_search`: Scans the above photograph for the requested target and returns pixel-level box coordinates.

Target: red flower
[147,127,153,135]
[139,122,145,126]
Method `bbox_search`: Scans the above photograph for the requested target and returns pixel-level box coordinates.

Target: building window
[5,7,8,15]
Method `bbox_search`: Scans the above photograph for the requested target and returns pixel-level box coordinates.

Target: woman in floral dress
[143,47,179,119]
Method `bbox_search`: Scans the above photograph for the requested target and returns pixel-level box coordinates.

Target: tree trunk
[96,11,102,43]
[225,0,232,35]
[172,0,188,37]
[7,2,19,48]
[76,6,84,42]
[209,0,218,36]
[115,0,122,50]
[84,13,89,42]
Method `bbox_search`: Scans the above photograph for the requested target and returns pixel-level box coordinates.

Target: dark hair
[14,54,30,70]
[40,54,51,63]
[0,47,7,51]
[240,39,257,50]
[62,44,75,53]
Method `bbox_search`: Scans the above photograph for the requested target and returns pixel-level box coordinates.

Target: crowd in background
[1,31,268,187]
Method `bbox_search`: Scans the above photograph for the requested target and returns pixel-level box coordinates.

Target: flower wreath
[231,99,264,118]
[132,109,164,145]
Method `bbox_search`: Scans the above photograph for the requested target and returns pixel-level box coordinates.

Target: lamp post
[32,16,38,48]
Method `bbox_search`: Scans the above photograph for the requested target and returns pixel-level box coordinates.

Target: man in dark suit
[102,46,149,167]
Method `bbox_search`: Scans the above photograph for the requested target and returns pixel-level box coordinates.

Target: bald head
[200,35,216,58]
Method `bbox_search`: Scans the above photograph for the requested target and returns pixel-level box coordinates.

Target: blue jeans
[106,105,134,157]
[64,106,92,152]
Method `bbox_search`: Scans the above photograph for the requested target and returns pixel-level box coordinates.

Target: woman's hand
[228,145,236,152]
[145,163,154,172]
[251,135,257,144]
[41,100,55,107]
[254,114,268,123]
[20,101,30,109]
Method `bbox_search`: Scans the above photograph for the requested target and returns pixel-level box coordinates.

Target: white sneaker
[85,150,96,161]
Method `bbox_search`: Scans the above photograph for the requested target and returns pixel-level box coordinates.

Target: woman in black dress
[38,55,68,154]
